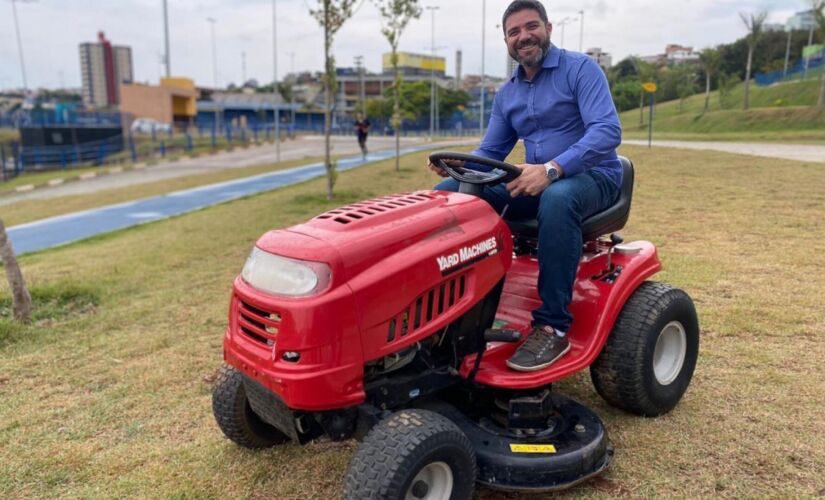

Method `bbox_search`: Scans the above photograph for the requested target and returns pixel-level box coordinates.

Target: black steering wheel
[429,152,521,186]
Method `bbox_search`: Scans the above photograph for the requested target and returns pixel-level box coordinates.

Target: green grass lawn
[0,146,823,498]
[619,78,825,142]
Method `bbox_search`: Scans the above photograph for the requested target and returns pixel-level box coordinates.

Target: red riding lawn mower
[212,152,699,498]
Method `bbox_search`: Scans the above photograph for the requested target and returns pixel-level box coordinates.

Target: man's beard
[509,35,551,68]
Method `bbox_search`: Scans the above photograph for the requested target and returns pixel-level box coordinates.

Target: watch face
[547,167,559,181]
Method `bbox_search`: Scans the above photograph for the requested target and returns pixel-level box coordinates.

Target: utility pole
[354,55,365,113]
[207,17,218,88]
[272,0,280,161]
[162,0,171,77]
[480,0,486,136]
[241,51,247,84]
[11,0,31,92]
[783,29,792,79]
[578,10,584,52]
[559,17,577,49]
[426,6,439,140]
[804,25,814,79]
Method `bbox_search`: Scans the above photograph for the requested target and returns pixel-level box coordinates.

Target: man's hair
[502,0,549,33]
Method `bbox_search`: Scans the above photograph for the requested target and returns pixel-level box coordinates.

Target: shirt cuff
[553,149,585,178]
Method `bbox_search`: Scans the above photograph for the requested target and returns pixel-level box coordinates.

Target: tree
[0,219,32,323]
[812,0,825,107]
[740,10,768,110]
[310,0,358,200]
[699,48,723,112]
[717,72,740,109]
[630,57,657,126]
[673,66,698,113]
[373,0,422,171]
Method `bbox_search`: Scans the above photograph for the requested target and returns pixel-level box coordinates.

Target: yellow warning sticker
[509,444,557,454]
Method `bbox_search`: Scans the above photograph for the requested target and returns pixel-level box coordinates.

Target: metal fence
[755,55,825,86]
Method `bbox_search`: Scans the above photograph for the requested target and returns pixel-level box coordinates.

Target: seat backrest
[580,156,634,241]
[504,156,634,242]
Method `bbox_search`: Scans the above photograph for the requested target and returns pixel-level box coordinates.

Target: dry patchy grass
[0,145,823,498]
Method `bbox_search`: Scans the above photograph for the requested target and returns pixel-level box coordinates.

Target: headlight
[241,247,331,297]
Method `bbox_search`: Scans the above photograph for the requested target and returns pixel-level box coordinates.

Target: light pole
[803,25,814,79]
[480,0,486,136]
[11,0,33,92]
[426,6,439,140]
[354,55,365,113]
[207,17,218,88]
[783,29,792,79]
[558,17,577,49]
[272,0,281,161]
[578,10,584,52]
[162,0,171,77]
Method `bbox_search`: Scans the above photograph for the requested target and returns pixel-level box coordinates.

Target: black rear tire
[590,281,699,416]
[212,365,290,448]
[343,409,477,500]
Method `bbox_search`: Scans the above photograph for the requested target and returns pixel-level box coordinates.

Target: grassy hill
[620,79,825,141]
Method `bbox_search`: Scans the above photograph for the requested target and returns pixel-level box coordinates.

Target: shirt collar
[511,44,560,82]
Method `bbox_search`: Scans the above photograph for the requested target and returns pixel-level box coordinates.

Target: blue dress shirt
[473,45,623,188]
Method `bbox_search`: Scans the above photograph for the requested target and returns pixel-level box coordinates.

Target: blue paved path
[9,144,451,255]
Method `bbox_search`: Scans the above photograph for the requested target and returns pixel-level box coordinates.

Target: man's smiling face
[504,8,552,68]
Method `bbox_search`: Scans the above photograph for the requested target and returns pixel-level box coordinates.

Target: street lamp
[207,17,218,88]
[272,0,280,161]
[10,0,35,92]
[557,17,578,49]
[426,5,439,140]
[578,10,584,52]
[162,0,171,77]
[480,0,486,136]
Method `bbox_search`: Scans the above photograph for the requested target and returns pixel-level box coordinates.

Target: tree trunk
[818,67,825,107]
[744,46,753,111]
[639,91,645,127]
[323,11,334,200]
[704,72,711,113]
[393,49,401,172]
[0,218,32,323]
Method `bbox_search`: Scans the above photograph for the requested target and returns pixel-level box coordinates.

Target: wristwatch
[544,162,561,182]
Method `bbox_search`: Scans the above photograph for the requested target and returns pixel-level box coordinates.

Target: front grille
[387,273,467,342]
[237,297,281,346]
[315,192,436,225]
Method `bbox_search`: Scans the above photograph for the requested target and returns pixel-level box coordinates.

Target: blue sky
[0,0,805,90]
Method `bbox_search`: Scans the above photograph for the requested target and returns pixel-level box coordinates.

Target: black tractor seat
[505,156,634,242]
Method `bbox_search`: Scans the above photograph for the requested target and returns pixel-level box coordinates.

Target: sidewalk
[622,140,825,163]
[8,140,473,255]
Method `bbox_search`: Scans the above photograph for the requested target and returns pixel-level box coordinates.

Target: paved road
[0,135,428,206]
[623,140,825,163]
[7,141,471,255]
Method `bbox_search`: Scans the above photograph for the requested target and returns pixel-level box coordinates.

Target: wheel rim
[653,321,687,385]
[405,461,454,500]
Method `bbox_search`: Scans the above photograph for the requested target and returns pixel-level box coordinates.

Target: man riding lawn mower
[211,151,699,497]
[212,1,699,497]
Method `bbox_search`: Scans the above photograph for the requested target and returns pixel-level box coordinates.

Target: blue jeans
[435,171,620,332]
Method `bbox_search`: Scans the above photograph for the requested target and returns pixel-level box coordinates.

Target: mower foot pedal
[484,329,522,343]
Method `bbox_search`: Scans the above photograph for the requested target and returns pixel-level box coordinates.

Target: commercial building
[79,32,133,108]
[786,10,818,31]
[585,48,613,70]
[120,77,198,126]
[382,52,446,77]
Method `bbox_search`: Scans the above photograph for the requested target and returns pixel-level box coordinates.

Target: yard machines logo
[436,236,498,275]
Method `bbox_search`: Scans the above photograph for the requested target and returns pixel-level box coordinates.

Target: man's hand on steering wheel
[428,158,464,178]
[506,164,551,197]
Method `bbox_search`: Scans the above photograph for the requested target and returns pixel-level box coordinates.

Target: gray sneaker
[506,325,571,372]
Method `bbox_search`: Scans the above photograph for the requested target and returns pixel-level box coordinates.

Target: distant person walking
[354,113,371,159]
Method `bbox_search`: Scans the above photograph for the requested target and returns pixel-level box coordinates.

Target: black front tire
[212,365,290,448]
[591,281,699,416]
[343,409,477,500]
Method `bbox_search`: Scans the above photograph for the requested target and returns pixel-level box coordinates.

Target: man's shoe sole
[506,343,572,372]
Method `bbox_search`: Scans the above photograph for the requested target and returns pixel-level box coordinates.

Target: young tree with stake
[311,0,358,200]
[0,219,32,323]
[740,11,768,111]
[698,47,722,113]
[373,0,422,172]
